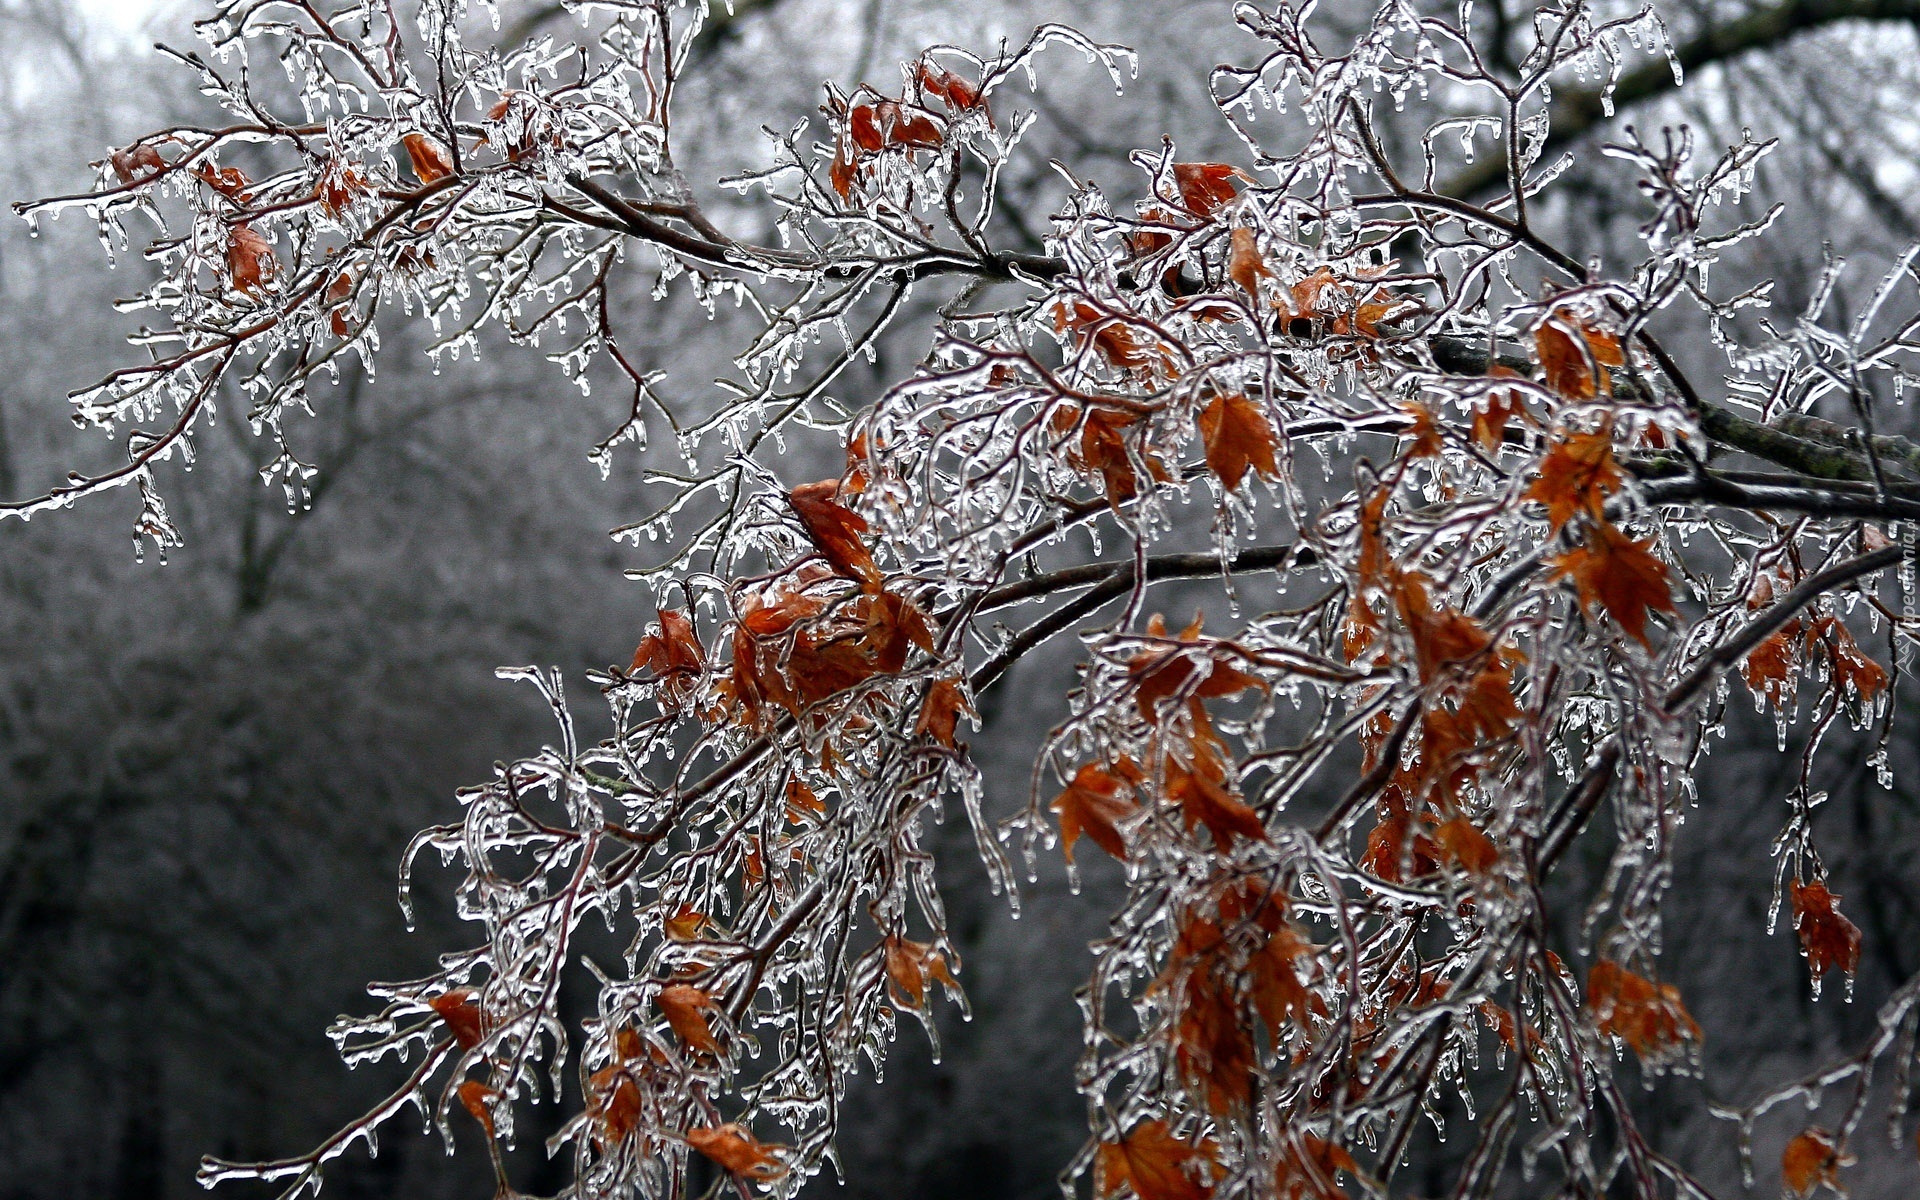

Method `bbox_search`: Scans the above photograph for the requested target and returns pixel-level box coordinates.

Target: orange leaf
[1809,615,1888,703]
[1789,878,1862,986]
[883,936,958,1009]
[1534,311,1623,399]
[403,132,454,184]
[1165,750,1266,850]
[685,1124,789,1179]
[785,777,826,823]
[456,1081,499,1139]
[1551,519,1675,648]
[1274,1134,1357,1200]
[1171,162,1242,217]
[1228,226,1271,298]
[1197,391,1279,491]
[664,903,710,941]
[1524,428,1623,530]
[659,984,720,1054]
[110,142,166,185]
[1052,763,1138,863]
[788,481,881,588]
[829,137,858,200]
[429,990,485,1050]
[1392,574,1492,684]
[588,1067,642,1146]
[1434,814,1499,874]
[1096,1120,1220,1200]
[1587,959,1700,1064]
[1782,1128,1851,1198]
[631,608,704,692]
[917,61,982,111]
[226,224,275,295]
[1472,370,1526,451]
[914,678,974,746]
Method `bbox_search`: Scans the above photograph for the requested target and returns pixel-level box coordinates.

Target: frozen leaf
[1789,879,1862,986]
[1171,162,1243,217]
[1782,1128,1851,1197]
[1552,519,1675,647]
[1052,763,1138,863]
[1197,391,1279,491]
[428,990,485,1050]
[685,1124,788,1179]
[403,132,454,184]
[1524,428,1623,530]
[659,984,721,1054]
[1097,1120,1219,1200]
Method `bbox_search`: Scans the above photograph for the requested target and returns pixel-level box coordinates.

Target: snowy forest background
[4,0,1920,1197]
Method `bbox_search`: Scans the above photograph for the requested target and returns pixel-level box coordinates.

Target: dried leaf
[685,1124,788,1179]
[403,132,454,184]
[456,1081,499,1139]
[659,984,720,1054]
[1197,391,1279,491]
[1228,227,1271,298]
[788,481,881,588]
[1782,1128,1851,1198]
[1552,519,1675,648]
[1524,428,1623,530]
[428,989,485,1050]
[226,224,275,295]
[1789,878,1862,986]
[1587,960,1700,1064]
[914,677,974,746]
[1096,1120,1220,1200]
[110,142,166,185]
[1434,814,1499,875]
[1052,763,1138,863]
[1171,162,1242,217]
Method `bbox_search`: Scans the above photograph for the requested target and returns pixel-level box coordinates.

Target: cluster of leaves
[14,1,1920,1199]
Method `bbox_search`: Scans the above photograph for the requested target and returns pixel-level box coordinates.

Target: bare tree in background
[10,1,1920,1199]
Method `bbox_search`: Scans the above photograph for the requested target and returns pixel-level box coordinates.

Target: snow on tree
[8,0,1920,1197]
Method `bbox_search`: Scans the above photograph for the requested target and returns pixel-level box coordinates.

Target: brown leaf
[685,1124,789,1179]
[1228,226,1271,298]
[883,937,958,1009]
[1534,311,1624,399]
[110,143,166,185]
[193,161,253,200]
[1052,763,1138,863]
[1472,369,1527,451]
[1434,814,1499,874]
[916,61,981,111]
[1551,519,1675,648]
[456,1080,499,1139]
[1789,878,1863,986]
[785,777,826,823]
[403,132,454,184]
[1524,427,1623,530]
[1782,1128,1851,1198]
[1098,1120,1220,1200]
[788,481,881,588]
[1165,750,1266,850]
[1171,162,1242,217]
[915,678,974,746]
[428,989,485,1050]
[226,224,275,295]
[632,607,703,674]
[1197,391,1279,491]
[664,903,710,941]
[1391,574,1493,684]
[1274,1134,1357,1200]
[658,984,720,1054]
[1587,959,1700,1064]
[1808,614,1889,703]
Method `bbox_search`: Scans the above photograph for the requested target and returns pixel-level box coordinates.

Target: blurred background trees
[3,0,1919,1197]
